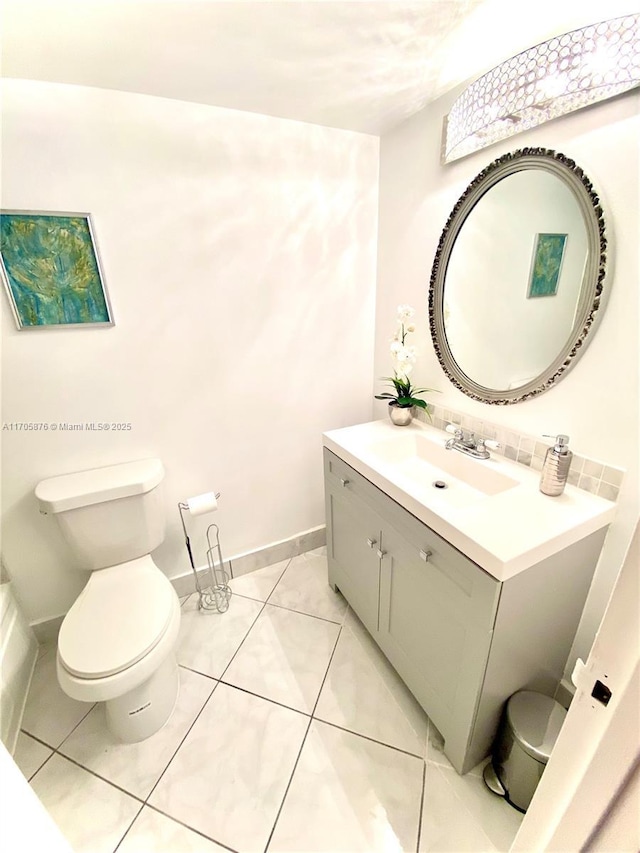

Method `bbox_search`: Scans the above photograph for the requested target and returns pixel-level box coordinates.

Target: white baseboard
[171,525,326,598]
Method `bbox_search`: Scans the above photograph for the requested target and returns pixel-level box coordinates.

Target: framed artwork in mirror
[0,211,114,330]
[527,233,567,298]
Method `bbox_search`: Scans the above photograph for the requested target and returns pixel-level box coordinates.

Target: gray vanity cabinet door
[378,518,500,774]
[325,457,383,635]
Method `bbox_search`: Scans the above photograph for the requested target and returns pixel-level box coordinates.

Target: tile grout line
[207,557,294,684]
[263,716,313,853]
[23,699,97,759]
[217,557,345,717]
[143,676,221,804]
[209,554,339,689]
[55,702,98,751]
[167,592,424,851]
[201,600,428,760]
[111,801,145,853]
[239,594,345,626]
[216,601,268,683]
[37,750,147,803]
[310,608,429,762]
[224,566,287,604]
[113,801,240,853]
[26,748,57,783]
[144,582,285,811]
[264,555,340,609]
[217,680,312,718]
[310,619,343,720]
[262,618,343,853]
[176,663,220,681]
[263,559,291,606]
[140,562,311,853]
[415,759,427,853]
[180,554,290,611]
[312,716,427,762]
[218,667,428,763]
[140,803,240,853]
[19,728,58,752]
[264,555,348,625]
[34,678,232,853]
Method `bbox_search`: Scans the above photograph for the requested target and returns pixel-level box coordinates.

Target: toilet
[35,459,181,743]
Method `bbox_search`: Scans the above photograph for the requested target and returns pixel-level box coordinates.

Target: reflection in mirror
[445,170,587,389]
[429,149,608,404]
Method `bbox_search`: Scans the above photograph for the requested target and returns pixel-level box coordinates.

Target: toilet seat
[58,555,175,679]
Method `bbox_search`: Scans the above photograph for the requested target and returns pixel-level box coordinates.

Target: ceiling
[2,0,636,135]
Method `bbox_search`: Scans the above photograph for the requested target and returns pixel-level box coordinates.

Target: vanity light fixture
[443,14,640,163]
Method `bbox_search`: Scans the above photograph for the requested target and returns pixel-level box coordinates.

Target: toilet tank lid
[35,458,164,513]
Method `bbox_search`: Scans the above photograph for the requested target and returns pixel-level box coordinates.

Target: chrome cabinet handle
[419,549,433,562]
[377,549,387,559]
[366,538,377,549]
[340,477,350,488]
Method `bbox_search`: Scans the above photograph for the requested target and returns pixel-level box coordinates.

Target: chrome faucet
[444,425,500,460]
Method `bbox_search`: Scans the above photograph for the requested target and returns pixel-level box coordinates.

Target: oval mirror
[429,148,608,404]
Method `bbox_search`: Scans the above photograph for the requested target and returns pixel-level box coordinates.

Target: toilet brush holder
[178,495,233,614]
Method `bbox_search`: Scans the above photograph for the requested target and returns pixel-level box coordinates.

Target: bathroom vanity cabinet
[324,447,608,774]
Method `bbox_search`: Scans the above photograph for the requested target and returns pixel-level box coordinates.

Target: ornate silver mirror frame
[429,148,608,405]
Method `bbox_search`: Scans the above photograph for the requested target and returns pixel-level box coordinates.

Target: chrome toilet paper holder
[178,492,233,614]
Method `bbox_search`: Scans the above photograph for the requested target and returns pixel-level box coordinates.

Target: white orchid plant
[375,304,433,411]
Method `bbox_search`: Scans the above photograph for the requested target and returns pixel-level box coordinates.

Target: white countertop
[323,419,616,581]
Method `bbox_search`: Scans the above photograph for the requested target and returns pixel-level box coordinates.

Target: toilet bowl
[57,556,181,742]
[35,459,181,743]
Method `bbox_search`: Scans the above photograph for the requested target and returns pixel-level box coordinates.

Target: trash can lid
[506,691,567,764]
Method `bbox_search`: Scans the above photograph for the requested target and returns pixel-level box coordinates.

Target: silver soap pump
[540,434,572,496]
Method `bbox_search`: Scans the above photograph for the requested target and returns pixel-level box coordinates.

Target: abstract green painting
[0,212,113,329]
[527,233,567,298]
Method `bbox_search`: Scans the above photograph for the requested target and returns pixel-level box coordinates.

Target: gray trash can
[483,690,567,812]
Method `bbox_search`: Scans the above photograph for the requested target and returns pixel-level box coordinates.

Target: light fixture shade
[444,14,640,163]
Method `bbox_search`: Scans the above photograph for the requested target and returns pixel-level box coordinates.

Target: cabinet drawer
[324,449,381,510]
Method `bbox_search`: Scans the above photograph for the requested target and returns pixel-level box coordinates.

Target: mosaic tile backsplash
[415,404,624,502]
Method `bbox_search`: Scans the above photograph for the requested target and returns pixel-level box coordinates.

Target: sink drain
[432,480,448,490]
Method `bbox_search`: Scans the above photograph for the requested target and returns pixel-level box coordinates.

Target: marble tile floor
[15,548,523,852]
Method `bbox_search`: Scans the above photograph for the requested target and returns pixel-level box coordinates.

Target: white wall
[375,90,639,678]
[0,80,379,624]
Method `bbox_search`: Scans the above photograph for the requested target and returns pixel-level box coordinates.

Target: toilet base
[105,654,179,742]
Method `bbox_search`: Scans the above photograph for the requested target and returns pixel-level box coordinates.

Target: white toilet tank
[35,459,165,571]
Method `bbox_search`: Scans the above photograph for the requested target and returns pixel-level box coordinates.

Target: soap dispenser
[540,434,572,496]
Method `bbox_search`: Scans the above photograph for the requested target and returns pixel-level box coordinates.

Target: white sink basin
[367,433,519,505]
[323,418,617,580]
